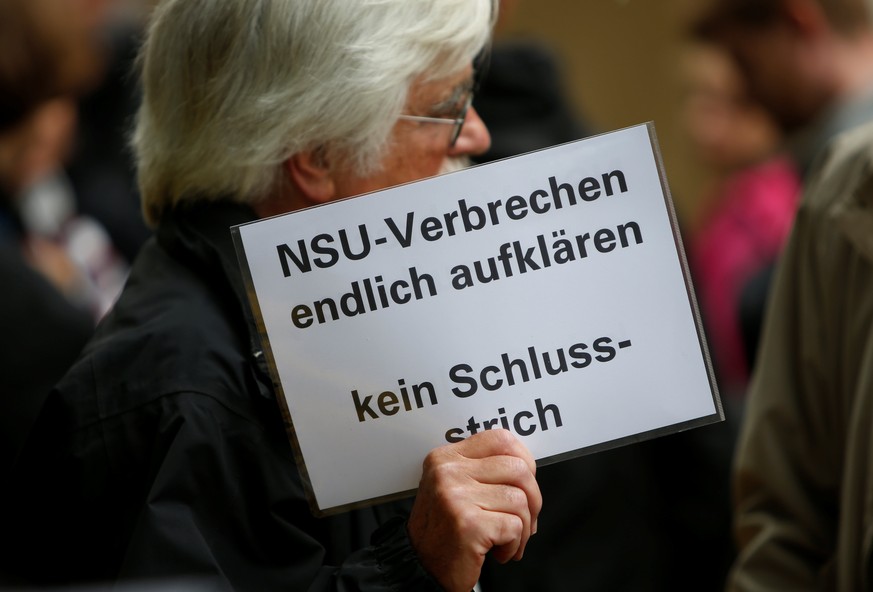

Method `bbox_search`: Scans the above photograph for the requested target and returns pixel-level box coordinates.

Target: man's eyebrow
[432,78,475,110]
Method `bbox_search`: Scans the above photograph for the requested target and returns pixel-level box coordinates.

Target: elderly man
[1,1,541,591]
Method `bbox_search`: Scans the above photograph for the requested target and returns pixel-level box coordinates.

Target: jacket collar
[155,200,275,399]
[837,171,873,264]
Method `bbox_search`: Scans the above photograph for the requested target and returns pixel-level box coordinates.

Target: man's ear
[284,148,336,205]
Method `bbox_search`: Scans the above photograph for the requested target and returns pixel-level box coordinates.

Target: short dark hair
[693,0,870,40]
[0,0,65,133]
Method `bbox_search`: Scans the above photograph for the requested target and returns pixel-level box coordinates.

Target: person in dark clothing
[5,200,433,589]
[472,42,591,165]
[0,0,104,471]
[0,192,93,471]
[67,25,151,262]
[2,1,542,591]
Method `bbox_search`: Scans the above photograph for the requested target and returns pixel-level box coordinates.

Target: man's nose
[449,106,491,157]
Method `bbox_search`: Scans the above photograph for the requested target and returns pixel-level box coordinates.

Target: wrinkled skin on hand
[408,429,541,592]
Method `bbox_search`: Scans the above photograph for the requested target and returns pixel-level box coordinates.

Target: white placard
[233,123,720,515]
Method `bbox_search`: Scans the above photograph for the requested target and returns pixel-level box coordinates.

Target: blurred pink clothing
[691,157,801,394]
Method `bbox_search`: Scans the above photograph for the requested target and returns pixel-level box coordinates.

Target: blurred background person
[0,0,128,472]
[695,0,873,178]
[67,0,153,262]
[472,0,593,165]
[693,0,873,374]
[682,42,801,398]
[728,98,873,592]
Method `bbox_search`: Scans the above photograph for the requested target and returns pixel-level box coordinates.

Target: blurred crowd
[0,0,152,470]
[3,0,873,590]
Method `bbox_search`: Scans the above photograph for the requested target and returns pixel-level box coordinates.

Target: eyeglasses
[397,94,473,148]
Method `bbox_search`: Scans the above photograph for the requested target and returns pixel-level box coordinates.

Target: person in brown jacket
[729,117,873,590]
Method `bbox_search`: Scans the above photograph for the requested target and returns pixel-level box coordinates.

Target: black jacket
[1,201,440,591]
[0,197,93,472]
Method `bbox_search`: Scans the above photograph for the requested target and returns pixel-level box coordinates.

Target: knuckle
[422,451,459,482]
[492,430,532,465]
[500,513,524,540]
[490,427,517,448]
[421,453,439,475]
[502,484,527,508]
[453,505,480,535]
[430,486,455,513]
[427,468,468,506]
[532,487,544,511]
[502,454,528,477]
[434,502,479,542]
[429,458,462,485]
[422,445,450,470]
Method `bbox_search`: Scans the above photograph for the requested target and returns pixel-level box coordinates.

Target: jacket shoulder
[61,238,258,421]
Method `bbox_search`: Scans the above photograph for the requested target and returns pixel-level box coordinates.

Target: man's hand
[407,429,541,592]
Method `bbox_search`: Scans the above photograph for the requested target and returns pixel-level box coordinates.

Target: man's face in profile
[717,22,829,133]
[329,65,492,200]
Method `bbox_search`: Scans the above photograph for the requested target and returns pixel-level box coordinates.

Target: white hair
[133,0,495,226]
